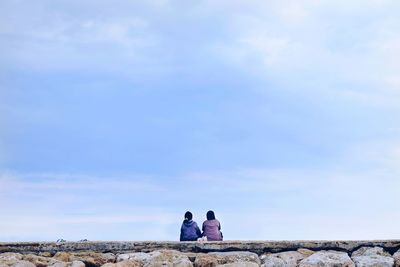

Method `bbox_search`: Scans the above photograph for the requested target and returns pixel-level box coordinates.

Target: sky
[0,0,400,241]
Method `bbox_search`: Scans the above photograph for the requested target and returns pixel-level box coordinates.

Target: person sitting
[180,211,201,241]
[202,210,223,241]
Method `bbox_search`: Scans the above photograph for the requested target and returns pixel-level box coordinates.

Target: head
[206,210,216,220]
[184,211,193,221]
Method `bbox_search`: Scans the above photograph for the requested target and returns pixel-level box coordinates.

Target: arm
[195,223,202,238]
[180,225,184,241]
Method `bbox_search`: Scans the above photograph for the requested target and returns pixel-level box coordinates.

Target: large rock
[11,261,36,267]
[194,252,260,267]
[394,249,400,267]
[22,254,59,267]
[0,253,24,266]
[102,259,144,267]
[351,247,394,267]
[53,251,116,266]
[217,263,259,267]
[116,250,192,267]
[261,251,306,267]
[299,251,355,267]
[352,247,391,257]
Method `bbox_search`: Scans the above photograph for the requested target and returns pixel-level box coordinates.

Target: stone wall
[1,240,400,266]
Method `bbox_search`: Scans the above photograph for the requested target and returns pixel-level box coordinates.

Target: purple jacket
[202,219,223,241]
[180,220,201,241]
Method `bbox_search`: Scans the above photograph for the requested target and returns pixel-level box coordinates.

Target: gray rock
[117,250,191,267]
[299,251,355,267]
[70,261,86,267]
[0,253,24,267]
[352,255,394,267]
[351,247,394,267]
[194,251,260,267]
[117,252,152,262]
[393,249,400,267]
[11,261,36,267]
[217,263,260,267]
[352,247,391,257]
[261,251,305,267]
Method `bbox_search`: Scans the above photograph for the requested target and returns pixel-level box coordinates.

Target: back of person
[202,210,223,241]
[180,211,201,241]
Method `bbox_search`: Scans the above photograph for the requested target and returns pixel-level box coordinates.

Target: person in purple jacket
[202,210,223,241]
[180,211,201,241]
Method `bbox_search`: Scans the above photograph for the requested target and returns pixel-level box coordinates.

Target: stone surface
[116,250,192,267]
[102,259,143,267]
[352,247,391,257]
[351,246,394,267]
[0,253,24,266]
[194,251,260,267]
[1,241,400,255]
[22,254,59,267]
[53,251,116,265]
[70,261,86,267]
[394,249,400,267]
[11,261,36,267]
[217,263,259,267]
[261,251,305,267]
[299,250,355,267]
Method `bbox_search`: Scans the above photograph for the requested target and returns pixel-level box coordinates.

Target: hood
[183,219,195,226]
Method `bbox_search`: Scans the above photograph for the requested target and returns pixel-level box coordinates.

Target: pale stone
[261,251,305,267]
[70,261,86,267]
[352,255,394,267]
[217,263,260,267]
[352,247,391,257]
[102,260,143,267]
[11,261,36,267]
[49,262,68,267]
[0,253,24,267]
[297,249,315,257]
[299,251,355,267]
[393,249,400,267]
[117,251,191,267]
[351,246,394,267]
[195,252,260,267]
[22,254,59,267]
[70,252,116,266]
[117,253,152,262]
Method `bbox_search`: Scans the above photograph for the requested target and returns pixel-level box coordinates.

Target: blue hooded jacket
[180,219,201,241]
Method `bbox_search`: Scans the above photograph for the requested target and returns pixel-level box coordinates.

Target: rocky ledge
[0,240,399,267]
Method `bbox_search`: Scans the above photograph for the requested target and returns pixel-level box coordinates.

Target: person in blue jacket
[180,211,201,241]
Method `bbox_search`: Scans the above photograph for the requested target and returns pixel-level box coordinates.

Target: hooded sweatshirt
[202,219,222,241]
[180,219,201,241]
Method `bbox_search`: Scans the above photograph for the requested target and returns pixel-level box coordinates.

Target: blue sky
[1,0,400,241]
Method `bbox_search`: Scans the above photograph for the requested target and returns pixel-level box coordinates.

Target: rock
[22,254,59,267]
[261,251,305,267]
[217,263,259,267]
[71,261,86,267]
[394,249,400,267]
[352,247,391,257]
[194,252,260,267]
[297,249,315,257]
[299,251,355,267]
[351,246,394,267]
[352,256,394,267]
[49,262,68,267]
[11,261,36,267]
[117,250,191,267]
[351,247,394,267]
[70,252,116,266]
[53,252,71,262]
[117,253,151,263]
[102,259,143,267]
[0,253,24,266]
